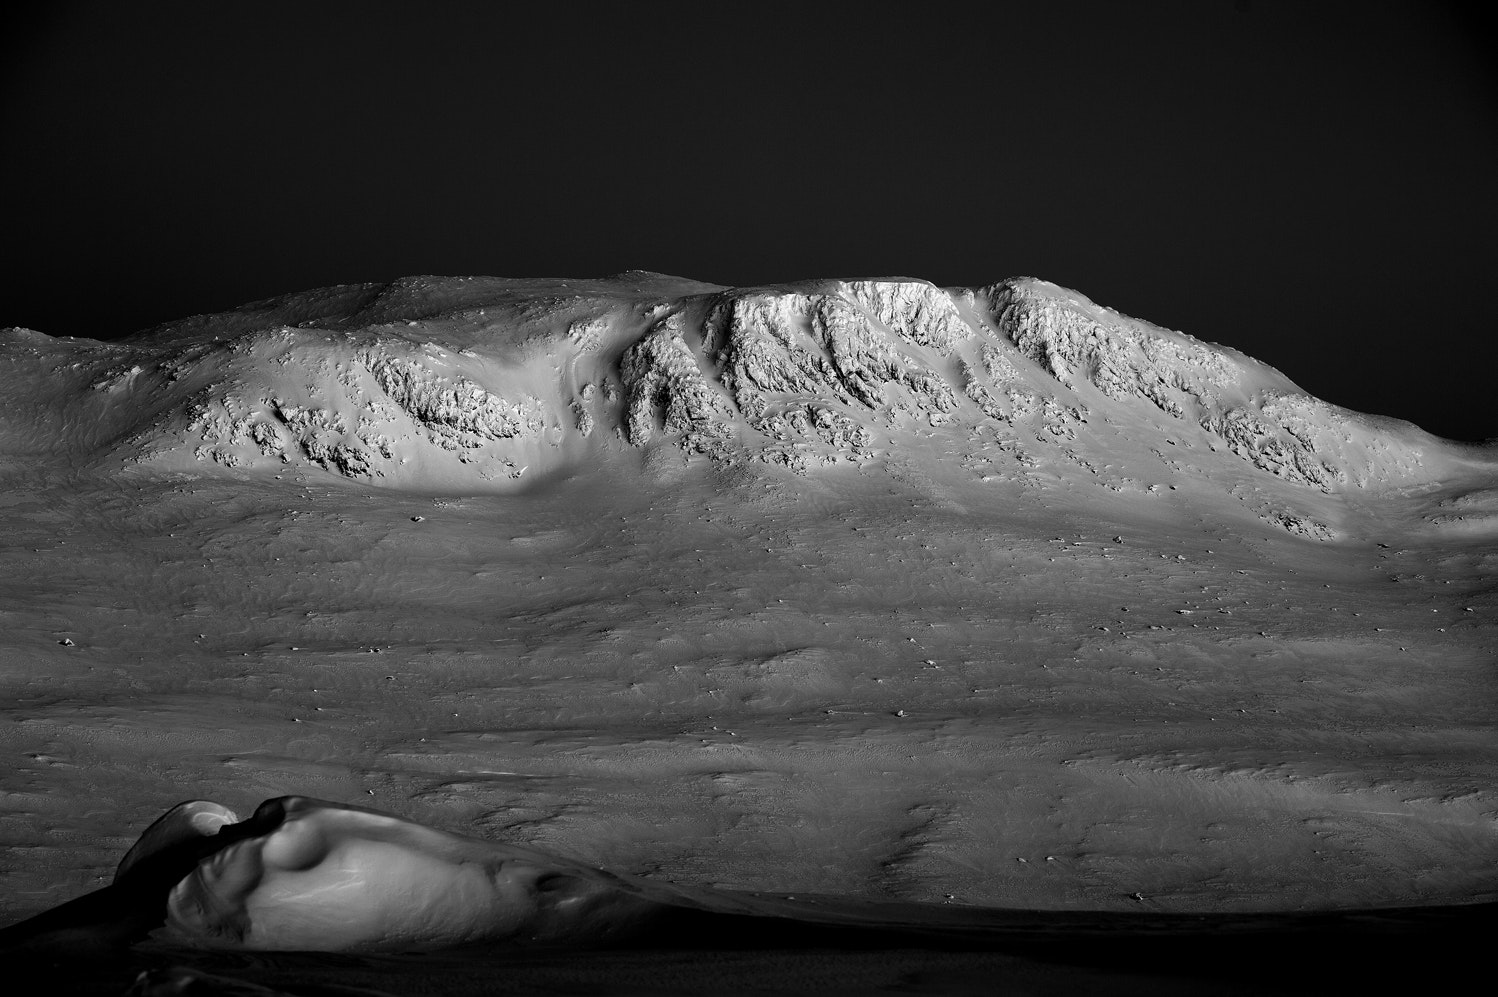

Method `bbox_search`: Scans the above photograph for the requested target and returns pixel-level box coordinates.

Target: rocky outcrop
[1201,406,1344,492]
[705,282,966,427]
[808,295,903,407]
[987,278,1233,418]
[707,294,845,416]
[364,353,543,443]
[844,280,968,352]
[983,279,1383,494]
[620,312,736,457]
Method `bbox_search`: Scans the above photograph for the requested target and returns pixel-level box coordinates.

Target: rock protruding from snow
[709,292,841,416]
[988,278,1234,418]
[983,278,1423,494]
[620,312,736,457]
[809,295,903,407]
[1201,405,1343,491]
[364,352,544,443]
[844,279,968,352]
[706,281,962,426]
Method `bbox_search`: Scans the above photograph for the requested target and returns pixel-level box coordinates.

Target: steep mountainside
[1,273,1488,537]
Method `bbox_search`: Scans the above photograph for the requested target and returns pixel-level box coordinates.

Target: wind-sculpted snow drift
[142,797,676,950]
[0,796,688,954]
[0,795,1051,955]
[5,791,1494,997]
[0,272,1479,536]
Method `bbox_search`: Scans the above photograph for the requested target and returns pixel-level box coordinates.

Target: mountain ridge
[2,274,1489,539]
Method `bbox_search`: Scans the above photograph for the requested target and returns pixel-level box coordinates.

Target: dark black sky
[3,1,1494,440]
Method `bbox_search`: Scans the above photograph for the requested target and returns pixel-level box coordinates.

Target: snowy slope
[2,274,1496,992]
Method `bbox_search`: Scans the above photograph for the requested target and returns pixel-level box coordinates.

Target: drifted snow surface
[5,797,1495,997]
[154,796,668,951]
[1,272,1497,994]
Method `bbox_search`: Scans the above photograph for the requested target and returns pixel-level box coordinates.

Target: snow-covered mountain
[3,276,1497,989]
[3,272,1487,540]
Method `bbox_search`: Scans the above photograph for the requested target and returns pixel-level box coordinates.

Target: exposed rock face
[704,283,964,428]
[988,279,1234,418]
[1201,406,1343,492]
[810,295,903,407]
[620,312,735,457]
[3,272,1447,535]
[364,353,543,443]
[981,279,1405,494]
[845,280,968,352]
[708,293,842,417]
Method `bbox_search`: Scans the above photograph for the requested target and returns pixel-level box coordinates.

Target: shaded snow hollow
[2,273,1480,540]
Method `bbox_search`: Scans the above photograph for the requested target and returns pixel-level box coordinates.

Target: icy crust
[2,274,1440,513]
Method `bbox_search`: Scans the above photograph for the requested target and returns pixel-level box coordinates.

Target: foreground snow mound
[0,273,1461,516]
[5,795,983,956]
[158,796,668,951]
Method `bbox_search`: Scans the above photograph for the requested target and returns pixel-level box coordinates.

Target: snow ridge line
[3,276,1433,501]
